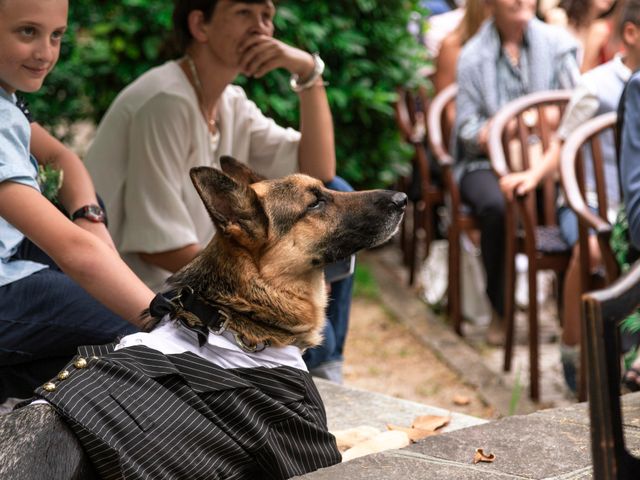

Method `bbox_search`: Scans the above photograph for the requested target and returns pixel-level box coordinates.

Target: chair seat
[535,225,571,254]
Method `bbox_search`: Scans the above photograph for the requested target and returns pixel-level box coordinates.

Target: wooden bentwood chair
[560,112,620,402]
[560,112,620,295]
[488,90,574,401]
[394,81,444,285]
[427,83,482,336]
[583,262,640,479]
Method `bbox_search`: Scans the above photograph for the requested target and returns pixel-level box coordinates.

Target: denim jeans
[303,176,355,380]
[0,240,137,401]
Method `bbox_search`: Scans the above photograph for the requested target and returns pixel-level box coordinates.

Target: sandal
[623,366,640,392]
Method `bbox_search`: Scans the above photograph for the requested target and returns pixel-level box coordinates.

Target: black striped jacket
[36,344,341,479]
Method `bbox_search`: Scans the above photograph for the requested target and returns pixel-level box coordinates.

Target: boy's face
[0,0,68,94]
[623,21,640,57]
[202,0,275,69]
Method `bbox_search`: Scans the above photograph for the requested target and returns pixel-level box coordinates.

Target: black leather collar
[148,288,269,352]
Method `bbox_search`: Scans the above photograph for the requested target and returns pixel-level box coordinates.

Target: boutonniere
[38,164,64,204]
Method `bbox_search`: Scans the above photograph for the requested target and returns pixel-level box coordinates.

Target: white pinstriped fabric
[36,343,341,479]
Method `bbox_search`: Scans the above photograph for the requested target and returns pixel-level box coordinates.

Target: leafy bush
[26,0,427,188]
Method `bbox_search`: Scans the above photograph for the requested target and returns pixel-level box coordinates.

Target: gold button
[74,357,88,369]
[43,382,56,392]
[57,370,70,380]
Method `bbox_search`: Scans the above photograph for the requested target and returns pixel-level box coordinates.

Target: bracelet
[290,53,325,92]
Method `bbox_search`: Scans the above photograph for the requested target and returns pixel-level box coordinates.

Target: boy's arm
[29,123,116,250]
[0,181,154,328]
[238,36,335,182]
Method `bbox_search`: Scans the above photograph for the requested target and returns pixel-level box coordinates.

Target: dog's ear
[190,166,268,247]
[219,156,266,185]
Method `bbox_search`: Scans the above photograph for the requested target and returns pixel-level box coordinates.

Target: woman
[548,0,619,71]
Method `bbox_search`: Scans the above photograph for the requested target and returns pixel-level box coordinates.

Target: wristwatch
[71,204,106,223]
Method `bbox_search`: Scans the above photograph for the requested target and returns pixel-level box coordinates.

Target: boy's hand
[238,34,314,80]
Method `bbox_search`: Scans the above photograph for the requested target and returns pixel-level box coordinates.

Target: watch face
[74,205,105,223]
[85,206,105,222]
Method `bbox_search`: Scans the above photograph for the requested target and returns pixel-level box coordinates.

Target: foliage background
[25,0,428,188]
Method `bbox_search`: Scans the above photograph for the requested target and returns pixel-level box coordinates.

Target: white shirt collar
[613,53,632,82]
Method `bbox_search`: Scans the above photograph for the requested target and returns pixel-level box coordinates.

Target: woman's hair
[458,0,488,44]
[559,0,618,28]
[172,0,269,53]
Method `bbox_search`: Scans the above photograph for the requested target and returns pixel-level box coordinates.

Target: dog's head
[190,156,406,279]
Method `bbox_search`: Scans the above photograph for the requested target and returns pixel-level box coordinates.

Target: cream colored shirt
[85,61,300,291]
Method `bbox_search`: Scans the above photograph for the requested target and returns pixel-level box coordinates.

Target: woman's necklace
[185,55,218,134]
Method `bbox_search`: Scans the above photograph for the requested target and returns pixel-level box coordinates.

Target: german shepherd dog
[165,155,408,350]
[35,156,407,480]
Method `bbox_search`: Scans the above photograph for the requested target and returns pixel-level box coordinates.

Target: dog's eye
[307,199,326,211]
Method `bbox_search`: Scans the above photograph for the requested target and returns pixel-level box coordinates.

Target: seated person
[616,41,640,392]
[85,0,352,382]
[500,0,640,392]
[547,0,619,72]
[454,0,580,345]
[0,0,154,402]
[434,0,490,130]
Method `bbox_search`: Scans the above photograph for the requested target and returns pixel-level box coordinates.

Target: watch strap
[71,204,106,223]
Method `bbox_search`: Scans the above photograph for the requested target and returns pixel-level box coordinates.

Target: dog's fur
[167,156,406,350]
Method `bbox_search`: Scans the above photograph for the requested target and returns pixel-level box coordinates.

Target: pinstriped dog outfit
[35,335,341,479]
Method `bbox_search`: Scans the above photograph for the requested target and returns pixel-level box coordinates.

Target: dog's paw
[331,426,381,452]
[341,431,411,462]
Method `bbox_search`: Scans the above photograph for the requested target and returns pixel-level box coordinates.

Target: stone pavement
[316,378,486,433]
[298,391,640,479]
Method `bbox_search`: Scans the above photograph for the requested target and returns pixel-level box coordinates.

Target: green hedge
[26,0,427,188]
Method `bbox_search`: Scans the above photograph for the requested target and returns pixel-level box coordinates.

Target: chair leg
[528,264,540,401]
[578,328,588,402]
[448,226,463,336]
[503,209,517,372]
[408,200,425,286]
[398,175,411,267]
[423,201,434,261]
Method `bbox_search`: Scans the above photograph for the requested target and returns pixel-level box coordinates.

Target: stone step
[295,391,640,479]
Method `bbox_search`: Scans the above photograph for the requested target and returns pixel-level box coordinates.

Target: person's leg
[0,269,137,401]
[303,176,355,383]
[459,168,506,341]
[557,206,604,392]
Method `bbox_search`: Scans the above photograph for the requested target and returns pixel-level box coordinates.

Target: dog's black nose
[391,192,407,210]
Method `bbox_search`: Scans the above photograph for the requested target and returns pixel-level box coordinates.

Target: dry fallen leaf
[386,424,436,442]
[411,414,451,432]
[472,448,496,464]
[452,394,471,406]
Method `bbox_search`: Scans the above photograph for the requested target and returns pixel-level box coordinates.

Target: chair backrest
[394,87,420,144]
[426,84,459,207]
[583,261,640,479]
[488,90,573,226]
[394,84,436,202]
[560,112,620,286]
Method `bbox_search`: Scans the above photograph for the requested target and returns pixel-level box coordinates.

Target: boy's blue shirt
[0,86,47,286]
